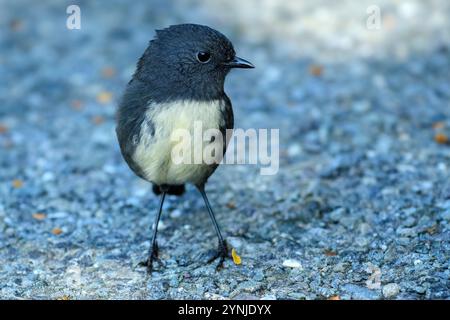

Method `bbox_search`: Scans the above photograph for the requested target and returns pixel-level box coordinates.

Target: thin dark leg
[141,188,166,274]
[197,184,228,270]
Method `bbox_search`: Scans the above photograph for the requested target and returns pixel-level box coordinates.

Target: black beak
[223,56,255,69]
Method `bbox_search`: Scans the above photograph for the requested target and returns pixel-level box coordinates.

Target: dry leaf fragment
[231,248,241,265]
[52,228,63,235]
[101,67,116,78]
[324,249,337,256]
[309,64,323,77]
[12,179,23,188]
[0,124,8,134]
[70,100,84,110]
[425,224,438,235]
[10,19,24,32]
[432,122,445,130]
[56,295,71,300]
[435,133,449,145]
[32,213,46,220]
[328,295,340,300]
[92,116,104,125]
[226,202,236,209]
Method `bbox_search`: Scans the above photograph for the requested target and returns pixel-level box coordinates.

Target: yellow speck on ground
[328,295,340,300]
[12,179,23,188]
[32,213,46,220]
[231,248,241,265]
[56,295,71,300]
[96,91,113,104]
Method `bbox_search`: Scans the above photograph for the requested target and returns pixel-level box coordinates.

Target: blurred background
[0,0,449,299]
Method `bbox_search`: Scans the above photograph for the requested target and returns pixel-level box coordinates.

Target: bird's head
[134,24,254,101]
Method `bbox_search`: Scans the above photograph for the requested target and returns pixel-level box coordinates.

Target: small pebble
[382,283,400,298]
[282,259,303,269]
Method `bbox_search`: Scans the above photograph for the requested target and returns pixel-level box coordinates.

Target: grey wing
[115,79,155,180]
[220,94,234,156]
[197,95,234,185]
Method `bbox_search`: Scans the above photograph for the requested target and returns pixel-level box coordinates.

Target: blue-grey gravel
[0,0,449,299]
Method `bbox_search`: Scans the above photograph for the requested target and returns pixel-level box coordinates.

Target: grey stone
[341,284,381,300]
[383,283,400,298]
[0,0,449,300]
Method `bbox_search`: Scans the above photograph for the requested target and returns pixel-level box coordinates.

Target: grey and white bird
[116,24,254,273]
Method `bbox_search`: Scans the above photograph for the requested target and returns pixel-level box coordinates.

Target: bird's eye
[196,51,211,63]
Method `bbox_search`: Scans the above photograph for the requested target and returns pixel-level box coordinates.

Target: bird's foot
[207,240,228,271]
[139,242,164,274]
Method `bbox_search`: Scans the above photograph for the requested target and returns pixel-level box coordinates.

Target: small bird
[116,24,254,273]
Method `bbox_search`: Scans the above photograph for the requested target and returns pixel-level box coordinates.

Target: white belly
[133,100,225,185]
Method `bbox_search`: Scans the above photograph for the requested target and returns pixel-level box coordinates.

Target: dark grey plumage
[116,24,246,194]
[133,24,236,101]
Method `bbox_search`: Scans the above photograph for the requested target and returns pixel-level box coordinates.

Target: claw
[139,254,164,274]
[207,240,228,271]
[139,241,163,274]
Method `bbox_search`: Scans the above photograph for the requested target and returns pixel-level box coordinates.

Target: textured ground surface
[1,0,449,299]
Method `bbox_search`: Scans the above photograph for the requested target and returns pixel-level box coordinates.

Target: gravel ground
[1,0,449,299]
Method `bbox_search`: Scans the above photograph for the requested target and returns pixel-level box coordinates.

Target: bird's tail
[152,184,186,196]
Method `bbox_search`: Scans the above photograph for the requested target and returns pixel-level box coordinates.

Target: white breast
[133,100,225,185]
